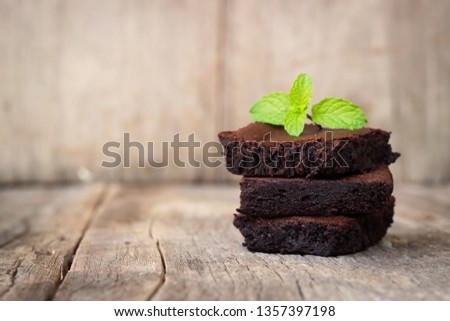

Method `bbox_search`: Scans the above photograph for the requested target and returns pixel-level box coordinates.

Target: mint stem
[307,114,322,130]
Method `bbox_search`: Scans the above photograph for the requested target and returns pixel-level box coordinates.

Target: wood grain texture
[148,185,450,300]
[149,185,303,300]
[54,185,164,300]
[51,184,450,300]
[0,184,104,300]
[0,183,449,300]
[390,0,450,183]
[0,0,223,183]
[0,0,449,184]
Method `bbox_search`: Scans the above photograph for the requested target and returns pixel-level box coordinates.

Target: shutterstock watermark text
[101,132,349,169]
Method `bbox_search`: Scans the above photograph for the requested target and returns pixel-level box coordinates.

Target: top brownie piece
[218,122,400,178]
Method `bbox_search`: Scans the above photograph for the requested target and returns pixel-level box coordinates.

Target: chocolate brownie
[218,122,400,178]
[238,165,393,218]
[233,197,395,256]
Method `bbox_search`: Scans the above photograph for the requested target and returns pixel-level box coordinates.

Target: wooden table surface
[0,183,449,301]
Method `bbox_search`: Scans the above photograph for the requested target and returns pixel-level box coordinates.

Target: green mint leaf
[283,108,307,136]
[290,73,312,111]
[281,73,312,136]
[250,92,290,125]
[311,97,367,129]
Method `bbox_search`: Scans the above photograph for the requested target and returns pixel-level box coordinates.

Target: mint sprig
[249,73,367,136]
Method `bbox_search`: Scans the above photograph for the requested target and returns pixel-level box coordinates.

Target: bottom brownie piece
[233,197,395,256]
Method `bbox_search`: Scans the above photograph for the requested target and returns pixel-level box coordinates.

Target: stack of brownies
[219,122,400,256]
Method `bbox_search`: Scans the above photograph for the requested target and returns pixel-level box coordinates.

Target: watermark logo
[101,132,349,169]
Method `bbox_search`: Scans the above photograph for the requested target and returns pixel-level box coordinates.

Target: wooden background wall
[0,0,449,184]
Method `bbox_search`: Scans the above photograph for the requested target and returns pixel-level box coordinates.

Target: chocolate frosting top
[222,122,377,142]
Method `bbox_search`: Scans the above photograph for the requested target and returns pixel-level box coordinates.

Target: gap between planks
[146,240,167,300]
[0,184,107,300]
[49,184,111,300]
[53,185,169,300]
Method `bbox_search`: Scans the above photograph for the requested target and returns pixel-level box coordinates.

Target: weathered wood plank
[150,185,301,300]
[0,0,223,183]
[396,184,450,208]
[0,1,449,185]
[393,186,450,233]
[149,184,450,300]
[390,0,450,183]
[0,184,104,300]
[2,183,448,300]
[54,185,164,300]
